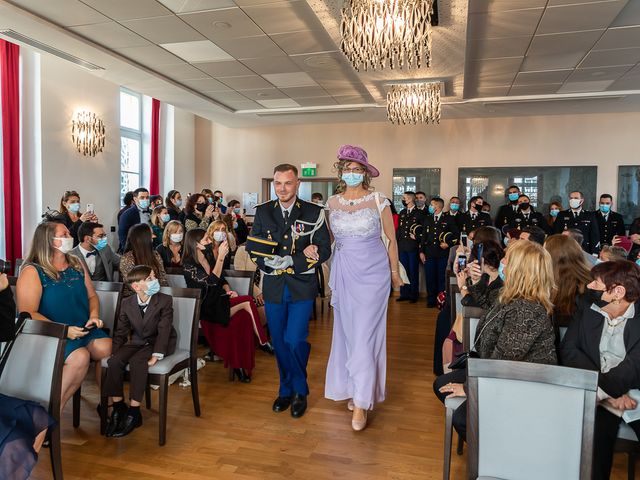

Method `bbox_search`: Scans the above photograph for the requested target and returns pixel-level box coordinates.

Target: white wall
[194,112,640,206]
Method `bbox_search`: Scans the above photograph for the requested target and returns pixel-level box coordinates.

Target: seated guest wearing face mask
[561,260,640,480]
[155,220,184,268]
[184,193,217,232]
[119,224,169,297]
[227,200,250,245]
[118,187,151,253]
[52,190,99,247]
[150,206,171,248]
[165,190,184,223]
[71,222,121,282]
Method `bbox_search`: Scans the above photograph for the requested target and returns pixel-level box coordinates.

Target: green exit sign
[301,162,317,177]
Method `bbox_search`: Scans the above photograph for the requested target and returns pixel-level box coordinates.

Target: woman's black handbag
[200,285,231,326]
[448,350,479,370]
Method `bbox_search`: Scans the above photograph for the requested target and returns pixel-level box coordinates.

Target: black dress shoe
[112,413,142,438]
[291,394,307,418]
[233,368,251,383]
[259,342,275,355]
[396,297,409,302]
[272,396,292,412]
[409,299,418,304]
[105,403,127,437]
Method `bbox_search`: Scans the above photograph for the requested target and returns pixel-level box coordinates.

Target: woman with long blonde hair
[434,240,557,441]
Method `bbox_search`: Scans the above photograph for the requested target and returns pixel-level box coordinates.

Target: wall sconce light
[71,111,105,156]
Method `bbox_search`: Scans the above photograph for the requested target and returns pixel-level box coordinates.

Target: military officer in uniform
[247,164,331,419]
[553,190,601,254]
[458,196,493,234]
[596,194,626,247]
[396,191,426,303]
[415,191,428,212]
[495,185,521,232]
[420,197,459,308]
[509,194,551,234]
[447,196,463,230]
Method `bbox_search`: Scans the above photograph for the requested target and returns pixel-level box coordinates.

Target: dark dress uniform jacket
[249,199,331,304]
[396,207,426,252]
[509,209,551,234]
[596,210,626,246]
[420,212,460,258]
[552,209,601,254]
[495,203,519,231]
[458,211,493,234]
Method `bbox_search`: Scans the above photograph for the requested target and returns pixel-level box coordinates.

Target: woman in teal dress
[17,222,112,413]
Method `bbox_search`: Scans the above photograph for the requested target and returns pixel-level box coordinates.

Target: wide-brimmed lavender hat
[337,144,380,178]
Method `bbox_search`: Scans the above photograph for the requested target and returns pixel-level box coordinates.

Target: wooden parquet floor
[31,296,633,480]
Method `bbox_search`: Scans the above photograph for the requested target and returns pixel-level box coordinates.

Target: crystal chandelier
[386,82,441,125]
[340,0,434,71]
[71,111,105,156]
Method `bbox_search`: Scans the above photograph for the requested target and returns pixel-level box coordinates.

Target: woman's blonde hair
[150,205,168,227]
[24,222,83,280]
[206,220,227,242]
[499,240,555,314]
[162,220,184,247]
[333,160,373,194]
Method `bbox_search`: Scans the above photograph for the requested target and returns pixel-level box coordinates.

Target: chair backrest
[223,269,255,297]
[450,285,460,321]
[92,281,124,335]
[166,274,187,289]
[159,287,201,353]
[467,358,598,480]
[462,306,484,351]
[0,320,67,416]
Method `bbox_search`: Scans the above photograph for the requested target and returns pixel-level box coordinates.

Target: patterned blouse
[119,251,169,296]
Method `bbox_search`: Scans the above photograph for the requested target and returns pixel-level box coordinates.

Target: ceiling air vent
[0,29,104,71]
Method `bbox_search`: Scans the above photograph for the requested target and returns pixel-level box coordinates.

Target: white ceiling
[0,0,640,127]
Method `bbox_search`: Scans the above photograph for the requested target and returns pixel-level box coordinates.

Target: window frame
[119,88,143,204]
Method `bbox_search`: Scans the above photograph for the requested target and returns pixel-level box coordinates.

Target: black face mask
[196,203,207,213]
[585,288,608,308]
[519,203,530,211]
[474,203,483,211]
[401,200,408,207]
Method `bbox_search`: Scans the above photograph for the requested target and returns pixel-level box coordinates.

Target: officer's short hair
[507,185,520,192]
[570,190,584,199]
[431,197,444,208]
[403,191,416,197]
[521,226,546,245]
[415,191,426,197]
[600,194,613,201]
[518,194,530,202]
[450,196,460,202]
[274,164,298,176]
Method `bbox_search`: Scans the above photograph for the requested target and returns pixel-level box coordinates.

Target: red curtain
[0,40,21,271]
[149,98,160,195]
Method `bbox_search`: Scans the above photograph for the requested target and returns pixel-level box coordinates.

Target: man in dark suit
[495,185,521,232]
[396,191,425,303]
[509,194,551,234]
[420,197,459,308]
[447,196,464,230]
[71,222,120,282]
[458,196,493,234]
[553,190,601,254]
[596,194,626,247]
[118,187,151,252]
[103,265,176,438]
[248,164,331,419]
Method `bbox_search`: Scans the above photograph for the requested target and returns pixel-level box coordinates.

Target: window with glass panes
[392,168,441,212]
[120,89,142,204]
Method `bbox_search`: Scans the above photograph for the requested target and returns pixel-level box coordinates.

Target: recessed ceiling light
[160,40,232,62]
[304,55,341,69]
[256,99,301,108]
[213,21,231,29]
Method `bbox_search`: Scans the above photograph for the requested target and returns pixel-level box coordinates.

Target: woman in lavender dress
[323,145,403,431]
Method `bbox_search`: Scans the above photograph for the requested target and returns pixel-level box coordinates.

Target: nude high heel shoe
[351,407,367,431]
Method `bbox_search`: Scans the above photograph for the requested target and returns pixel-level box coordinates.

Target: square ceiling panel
[70,22,151,49]
[521,53,586,71]
[257,98,300,108]
[270,30,338,55]
[203,90,250,102]
[566,65,632,83]
[220,75,274,89]
[152,63,211,80]
[537,1,627,35]
[9,0,110,27]
[213,35,285,59]
[466,57,523,85]
[466,85,511,97]
[115,44,183,65]
[595,26,640,50]
[262,72,318,88]
[79,0,173,21]
[179,8,263,40]
[509,84,562,96]
[608,64,640,90]
[333,95,372,105]
[467,8,544,40]
[580,47,640,68]
[195,60,255,76]
[558,79,617,93]
[158,0,236,13]
[242,1,324,35]
[160,40,233,62]
[527,30,604,56]
[181,76,231,91]
[280,86,328,98]
[468,0,548,14]
[513,69,572,85]
[612,0,640,28]
[295,96,338,106]
[121,16,205,44]
[242,88,288,100]
[467,35,532,60]
[241,56,301,74]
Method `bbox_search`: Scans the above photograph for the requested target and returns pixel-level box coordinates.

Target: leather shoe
[105,403,127,437]
[112,413,142,438]
[291,394,307,418]
[272,396,292,412]
[259,342,275,355]
[233,368,251,383]
[396,297,409,302]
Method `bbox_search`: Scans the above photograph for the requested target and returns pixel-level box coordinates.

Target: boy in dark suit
[104,265,176,437]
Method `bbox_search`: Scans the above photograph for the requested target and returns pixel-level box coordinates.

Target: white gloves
[264,255,294,270]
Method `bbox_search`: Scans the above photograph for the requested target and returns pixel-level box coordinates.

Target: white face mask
[54,237,74,254]
[213,231,227,243]
[569,198,582,209]
[170,233,184,243]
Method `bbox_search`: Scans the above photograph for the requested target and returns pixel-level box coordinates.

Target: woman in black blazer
[561,260,640,480]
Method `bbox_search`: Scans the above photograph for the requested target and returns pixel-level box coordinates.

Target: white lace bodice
[327,192,390,239]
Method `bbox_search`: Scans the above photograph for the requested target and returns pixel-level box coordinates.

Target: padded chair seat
[445,395,465,410]
[618,422,639,442]
[101,349,190,375]
[477,477,507,479]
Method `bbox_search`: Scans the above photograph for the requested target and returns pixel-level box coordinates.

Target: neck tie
[471,213,477,220]
[573,211,578,219]
[284,210,289,224]
[86,250,98,258]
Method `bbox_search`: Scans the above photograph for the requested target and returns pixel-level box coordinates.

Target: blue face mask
[503,237,510,247]
[428,205,436,214]
[450,203,460,211]
[138,199,150,209]
[175,199,183,208]
[161,213,171,223]
[498,262,506,281]
[508,193,519,202]
[234,208,241,214]
[549,209,559,217]
[68,202,81,213]
[342,172,364,187]
[95,237,108,251]
[207,197,214,204]
[636,259,640,267]
[144,279,161,297]
[599,204,611,214]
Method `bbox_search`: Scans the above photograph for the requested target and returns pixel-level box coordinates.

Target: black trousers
[433,369,468,440]
[433,306,452,376]
[103,344,153,403]
[593,406,640,480]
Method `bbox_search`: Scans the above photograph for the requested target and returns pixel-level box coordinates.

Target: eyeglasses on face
[343,167,365,174]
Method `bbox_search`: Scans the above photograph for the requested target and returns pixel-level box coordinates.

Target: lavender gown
[324,192,390,410]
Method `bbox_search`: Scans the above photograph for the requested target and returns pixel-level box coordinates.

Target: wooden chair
[0,319,68,480]
[466,358,598,480]
[100,286,202,446]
